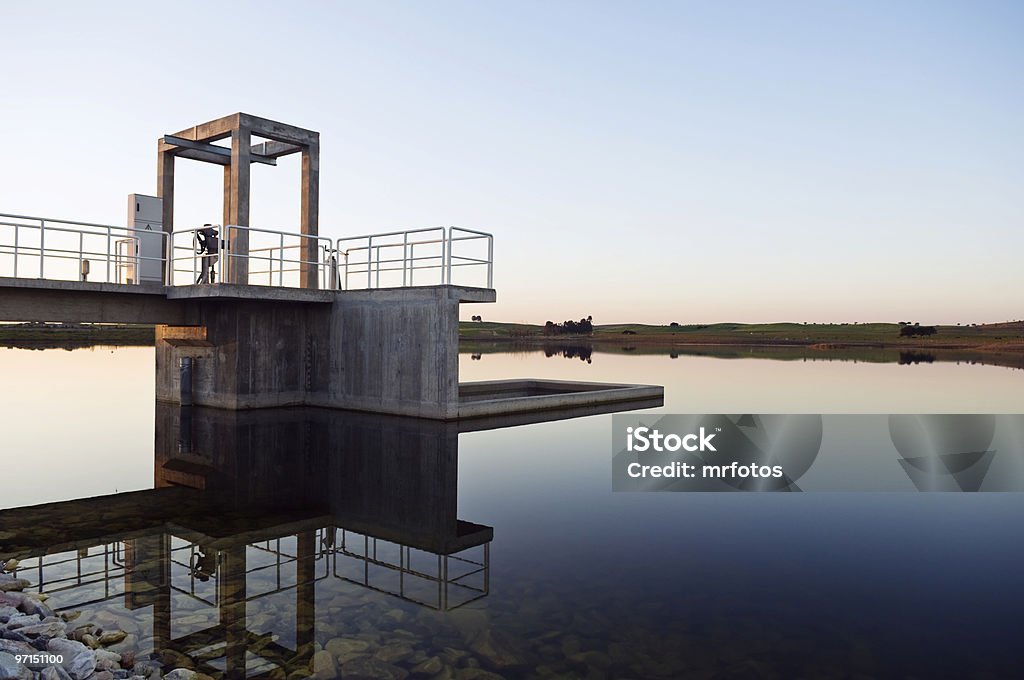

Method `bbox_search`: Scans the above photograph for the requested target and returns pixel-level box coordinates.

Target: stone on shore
[0,577,30,594]
[0,651,33,680]
[46,638,96,680]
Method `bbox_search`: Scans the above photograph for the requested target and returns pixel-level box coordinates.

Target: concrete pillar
[222,165,232,230]
[157,149,174,260]
[295,530,316,649]
[220,546,247,677]
[300,144,320,290]
[227,127,251,284]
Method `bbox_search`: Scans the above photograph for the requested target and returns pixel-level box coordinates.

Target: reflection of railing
[336,226,493,290]
[9,543,128,611]
[330,528,489,610]
[169,225,334,288]
[0,213,168,284]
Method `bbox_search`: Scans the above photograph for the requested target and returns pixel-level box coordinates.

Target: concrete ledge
[334,285,496,304]
[457,379,664,419]
[165,283,337,302]
[0,277,167,295]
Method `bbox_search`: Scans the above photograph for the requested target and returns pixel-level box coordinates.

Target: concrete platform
[457,379,664,419]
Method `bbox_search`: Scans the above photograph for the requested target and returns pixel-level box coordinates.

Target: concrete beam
[241,113,319,146]
[0,278,193,324]
[161,136,277,166]
[171,113,240,143]
[250,140,303,158]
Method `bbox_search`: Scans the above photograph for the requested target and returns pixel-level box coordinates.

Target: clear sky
[1,1,1021,324]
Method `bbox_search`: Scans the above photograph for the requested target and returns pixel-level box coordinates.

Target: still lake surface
[2,345,1023,679]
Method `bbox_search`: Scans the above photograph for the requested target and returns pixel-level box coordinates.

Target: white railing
[0,214,493,293]
[170,225,335,289]
[0,213,168,285]
[336,226,493,291]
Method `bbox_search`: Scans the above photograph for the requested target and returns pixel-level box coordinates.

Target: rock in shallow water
[340,657,409,680]
[0,576,31,593]
[311,649,336,679]
[163,670,200,680]
[410,656,444,676]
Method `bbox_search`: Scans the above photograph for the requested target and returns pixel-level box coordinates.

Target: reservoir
[2,345,1022,679]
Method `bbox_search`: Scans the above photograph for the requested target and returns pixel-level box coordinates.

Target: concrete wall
[157,286,477,418]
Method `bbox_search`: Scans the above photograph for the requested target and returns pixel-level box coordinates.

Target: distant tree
[669,321,679,327]
[544,317,593,336]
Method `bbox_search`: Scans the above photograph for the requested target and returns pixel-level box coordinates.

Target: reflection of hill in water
[461,341,1024,370]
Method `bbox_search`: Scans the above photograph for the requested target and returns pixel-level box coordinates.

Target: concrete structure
[0,113,664,419]
[158,113,320,287]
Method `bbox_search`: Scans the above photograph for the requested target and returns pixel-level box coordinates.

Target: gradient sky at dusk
[1,1,1021,324]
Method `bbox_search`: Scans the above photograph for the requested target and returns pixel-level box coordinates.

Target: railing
[170,225,335,288]
[0,213,168,285]
[329,528,489,611]
[0,213,493,292]
[336,226,493,291]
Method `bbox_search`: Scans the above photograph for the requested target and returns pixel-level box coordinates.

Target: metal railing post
[13,224,18,278]
[487,234,494,288]
[402,232,408,287]
[367,236,373,289]
[39,220,45,278]
[445,227,452,284]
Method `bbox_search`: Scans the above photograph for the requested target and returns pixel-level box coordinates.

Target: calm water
[2,345,1023,679]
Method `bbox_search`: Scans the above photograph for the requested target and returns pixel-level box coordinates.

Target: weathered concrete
[0,277,193,324]
[156,286,472,417]
[457,379,664,419]
[158,113,321,287]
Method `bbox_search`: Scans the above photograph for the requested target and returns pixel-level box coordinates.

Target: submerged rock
[339,657,409,680]
[0,576,31,593]
[454,669,505,680]
[409,656,444,676]
[468,630,524,670]
[162,670,199,680]
[373,643,414,665]
[325,637,370,663]
[310,649,335,679]
[98,630,128,646]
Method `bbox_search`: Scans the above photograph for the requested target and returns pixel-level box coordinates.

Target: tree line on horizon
[544,316,593,335]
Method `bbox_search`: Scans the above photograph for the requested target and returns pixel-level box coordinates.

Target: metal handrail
[336,226,492,291]
[0,213,169,284]
[1,212,493,291]
[170,224,334,288]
